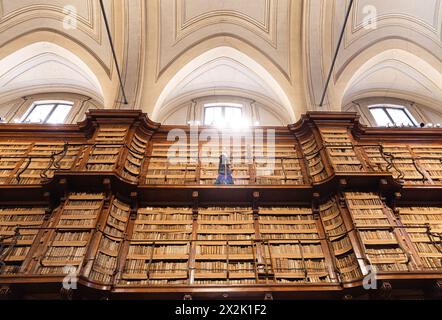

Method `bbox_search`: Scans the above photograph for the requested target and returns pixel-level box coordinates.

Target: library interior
[0,0,441,300]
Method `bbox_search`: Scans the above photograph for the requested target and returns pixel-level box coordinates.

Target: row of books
[0,206,46,274]
[299,135,328,182]
[269,244,323,257]
[127,244,190,257]
[122,133,148,182]
[319,198,363,281]
[344,192,409,271]
[320,129,363,173]
[36,193,104,274]
[0,142,82,184]
[89,198,131,283]
[195,245,253,256]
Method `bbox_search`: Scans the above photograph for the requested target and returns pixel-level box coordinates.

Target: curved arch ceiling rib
[341,49,442,109]
[0,42,104,104]
[304,0,442,110]
[152,46,295,123]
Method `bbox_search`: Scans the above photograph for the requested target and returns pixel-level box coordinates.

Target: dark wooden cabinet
[1,110,442,299]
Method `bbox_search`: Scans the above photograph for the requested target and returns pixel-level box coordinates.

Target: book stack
[133,207,193,241]
[344,192,409,272]
[371,146,424,184]
[86,126,128,171]
[398,206,442,269]
[0,207,46,274]
[37,193,104,275]
[255,143,303,185]
[410,146,442,183]
[258,207,319,241]
[121,206,193,285]
[17,142,81,184]
[89,198,130,284]
[320,128,363,172]
[319,198,362,281]
[145,143,198,184]
[121,243,190,285]
[258,207,329,282]
[0,142,31,184]
[199,152,219,185]
[299,135,328,182]
[194,207,256,284]
[121,133,148,182]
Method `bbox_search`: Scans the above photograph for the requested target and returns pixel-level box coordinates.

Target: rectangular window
[369,105,417,127]
[22,102,73,124]
[204,105,243,127]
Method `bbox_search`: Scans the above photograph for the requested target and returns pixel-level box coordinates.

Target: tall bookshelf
[2,110,442,299]
[145,142,198,184]
[320,128,364,173]
[89,198,130,284]
[409,145,442,184]
[17,142,81,184]
[362,145,425,184]
[318,198,363,282]
[258,207,330,283]
[36,193,104,275]
[86,126,128,172]
[344,192,410,272]
[0,206,46,274]
[121,133,148,182]
[0,141,32,184]
[195,207,256,285]
[298,135,328,182]
[398,206,442,270]
[120,206,193,286]
[255,143,304,185]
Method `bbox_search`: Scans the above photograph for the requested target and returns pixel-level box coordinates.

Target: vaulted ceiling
[0,0,441,123]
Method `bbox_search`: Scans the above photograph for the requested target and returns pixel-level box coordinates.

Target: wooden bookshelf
[194,207,256,285]
[121,206,193,286]
[89,198,130,284]
[318,198,363,282]
[121,133,148,183]
[258,207,330,283]
[398,206,442,269]
[36,193,105,275]
[344,192,409,272]
[85,126,128,172]
[298,135,328,182]
[1,110,442,299]
[320,128,364,173]
[0,207,46,274]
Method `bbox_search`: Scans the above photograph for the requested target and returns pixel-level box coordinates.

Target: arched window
[21,101,73,124]
[369,105,417,127]
[203,103,244,127]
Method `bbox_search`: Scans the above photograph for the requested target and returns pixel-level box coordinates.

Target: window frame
[369,105,418,127]
[21,101,73,124]
[203,104,243,126]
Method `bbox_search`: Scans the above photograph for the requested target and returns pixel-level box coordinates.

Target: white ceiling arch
[334,37,442,109]
[151,46,295,123]
[341,49,442,109]
[0,41,104,104]
[303,0,442,110]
